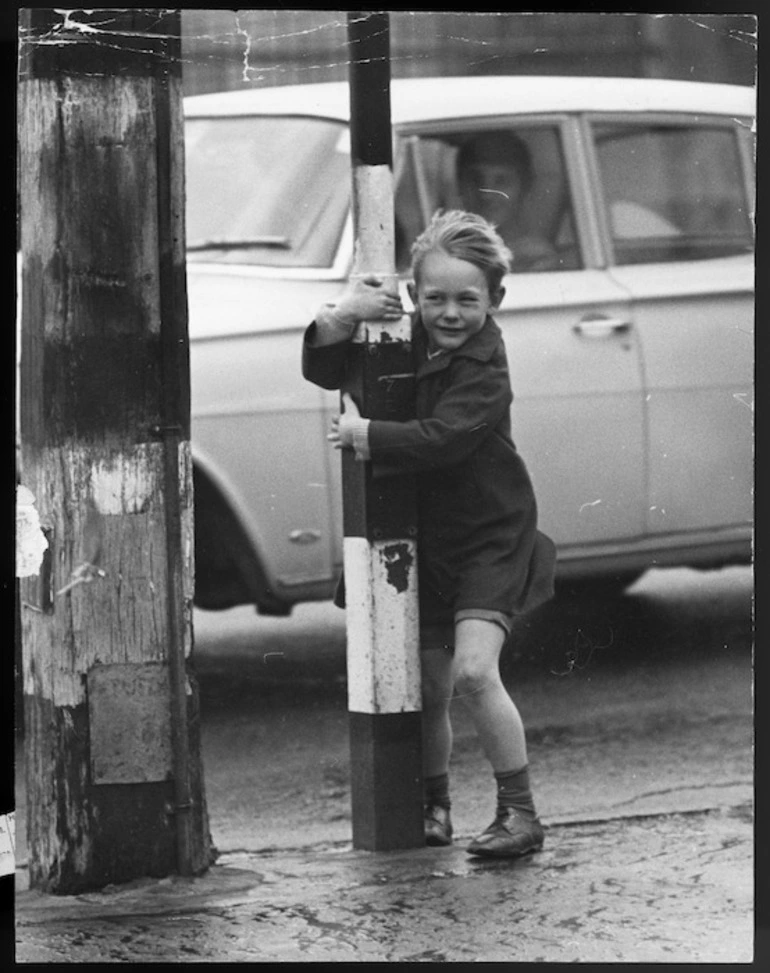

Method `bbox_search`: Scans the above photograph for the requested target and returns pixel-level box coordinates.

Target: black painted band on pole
[347,11,393,168]
[344,11,423,852]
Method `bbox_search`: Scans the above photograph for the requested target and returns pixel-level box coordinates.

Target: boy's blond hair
[410,209,512,292]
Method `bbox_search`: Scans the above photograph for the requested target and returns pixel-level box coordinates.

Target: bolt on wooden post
[17,9,213,892]
[343,11,424,851]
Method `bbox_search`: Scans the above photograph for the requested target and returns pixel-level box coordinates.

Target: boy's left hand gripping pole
[343,11,424,851]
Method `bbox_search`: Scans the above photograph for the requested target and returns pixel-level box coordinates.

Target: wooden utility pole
[343,11,424,851]
[17,8,212,893]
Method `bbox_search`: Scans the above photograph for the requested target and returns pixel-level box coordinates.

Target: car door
[395,120,646,554]
[587,113,755,540]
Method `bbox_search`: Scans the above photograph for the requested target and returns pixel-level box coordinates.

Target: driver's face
[458,162,525,226]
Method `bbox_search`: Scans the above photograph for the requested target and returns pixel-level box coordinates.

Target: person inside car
[302,209,556,858]
[456,131,559,272]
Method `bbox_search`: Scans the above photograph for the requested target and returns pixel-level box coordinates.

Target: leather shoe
[466,806,544,858]
[424,805,453,846]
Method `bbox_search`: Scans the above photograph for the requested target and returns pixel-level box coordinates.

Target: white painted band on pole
[344,535,421,714]
[350,163,411,343]
[351,164,397,274]
[351,318,413,345]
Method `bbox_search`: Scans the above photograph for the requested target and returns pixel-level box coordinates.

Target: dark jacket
[302,312,555,618]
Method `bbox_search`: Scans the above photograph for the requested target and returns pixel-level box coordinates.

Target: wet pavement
[14,806,754,963]
[13,567,757,962]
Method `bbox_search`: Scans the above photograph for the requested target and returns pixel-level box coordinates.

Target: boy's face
[408,251,504,354]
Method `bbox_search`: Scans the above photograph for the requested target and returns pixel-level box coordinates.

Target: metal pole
[344,11,423,851]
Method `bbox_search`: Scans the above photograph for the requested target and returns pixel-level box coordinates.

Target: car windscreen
[184,116,350,268]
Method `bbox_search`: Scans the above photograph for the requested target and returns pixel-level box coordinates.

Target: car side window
[592,121,754,265]
[395,127,581,274]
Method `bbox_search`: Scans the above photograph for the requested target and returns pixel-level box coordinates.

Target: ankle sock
[495,765,537,817]
[424,773,451,810]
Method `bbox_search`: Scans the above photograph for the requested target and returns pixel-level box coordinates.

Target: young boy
[302,209,555,857]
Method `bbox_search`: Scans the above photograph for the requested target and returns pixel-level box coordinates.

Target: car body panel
[184,76,754,126]
[608,258,754,535]
[188,276,342,593]
[492,271,646,548]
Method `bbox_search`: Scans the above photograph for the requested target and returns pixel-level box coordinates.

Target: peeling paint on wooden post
[344,11,423,851]
[17,9,213,892]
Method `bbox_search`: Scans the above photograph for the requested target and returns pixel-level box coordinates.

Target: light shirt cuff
[349,417,371,461]
[310,304,359,345]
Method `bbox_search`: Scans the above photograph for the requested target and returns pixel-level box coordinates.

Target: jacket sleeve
[301,322,352,391]
[368,354,513,475]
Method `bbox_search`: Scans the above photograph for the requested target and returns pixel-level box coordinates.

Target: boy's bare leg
[454,618,544,856]
[451,617,528,772]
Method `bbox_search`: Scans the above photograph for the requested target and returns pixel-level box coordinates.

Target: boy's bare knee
[453,664,495,701]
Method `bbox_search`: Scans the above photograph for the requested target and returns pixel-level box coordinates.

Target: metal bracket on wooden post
[344,11,423,852]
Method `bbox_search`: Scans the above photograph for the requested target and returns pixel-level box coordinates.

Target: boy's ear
[406,280,418,306]
[490,286,505,309]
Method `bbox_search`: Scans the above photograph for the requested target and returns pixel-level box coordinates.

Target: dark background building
[180,11,756,96]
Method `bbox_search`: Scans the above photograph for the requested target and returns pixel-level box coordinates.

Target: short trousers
[418,574,512,650]
[420,610,513,652]
[335,570,513,651]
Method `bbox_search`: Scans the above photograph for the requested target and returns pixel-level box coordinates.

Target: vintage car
[183,76,755,614]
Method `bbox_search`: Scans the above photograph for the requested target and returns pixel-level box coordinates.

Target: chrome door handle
[289,529,321,545]
[573,317,631,338]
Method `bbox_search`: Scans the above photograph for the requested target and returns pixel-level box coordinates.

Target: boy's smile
[409,251,504,354]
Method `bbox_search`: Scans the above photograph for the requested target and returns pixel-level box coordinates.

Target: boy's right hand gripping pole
[343,11,423,851]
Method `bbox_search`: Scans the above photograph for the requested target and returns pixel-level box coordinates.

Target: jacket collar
[413,313,501,376]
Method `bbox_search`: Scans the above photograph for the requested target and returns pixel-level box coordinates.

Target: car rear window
[592,120,754,265]
[184,116,350,268]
